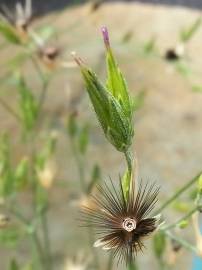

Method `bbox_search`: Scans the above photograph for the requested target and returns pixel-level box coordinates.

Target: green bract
[73,27,134,153]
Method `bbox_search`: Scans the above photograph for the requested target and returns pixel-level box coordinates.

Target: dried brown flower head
[81,179,161,265]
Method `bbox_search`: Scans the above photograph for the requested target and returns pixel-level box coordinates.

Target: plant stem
[7,204,46,269]
[0,97,21,122]
[31,231,46,270]
[161,206,198,231]
[40,209,53,270]
[30,56,49,115]
[123,149,133,200]
[70,137,86,193]
[124,150,133,179]
[155,171,202,214]
[164,230,197,253]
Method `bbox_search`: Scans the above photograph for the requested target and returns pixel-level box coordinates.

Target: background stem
[155,171,202,214]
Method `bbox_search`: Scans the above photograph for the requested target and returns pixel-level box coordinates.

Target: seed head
[80,179,161,265]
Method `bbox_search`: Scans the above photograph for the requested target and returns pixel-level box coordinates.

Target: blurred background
[0,0,202,270]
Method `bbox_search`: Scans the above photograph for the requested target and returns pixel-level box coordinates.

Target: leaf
[128,261,138,270]
[143,36,156,54]
[121,169,130,201]
[87,164,101,194]
[192,85,202,93]
[177,220,189,229]
[37,26,56,42]
[35,184,48,214]
[172,200,191,213]
[0,227,22,248]
[153,231,166,259]
[175,61,192,77]
[9,259,19,270]
[78,124,89,155]
[180,17,202,42]
[106,48,132,118]
[132,90,145,111]
[0,21,21,44]
[67,113,78,138]
[8,52,29,70]
[35,134,57,169]
[0,134,15,197]
[197,174,202,193]
[17,76,39,131]
[14,157,29,190]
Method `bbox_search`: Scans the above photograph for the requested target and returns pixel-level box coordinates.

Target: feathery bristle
[80,179,160,265]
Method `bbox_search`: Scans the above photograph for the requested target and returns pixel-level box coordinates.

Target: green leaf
[172,200,191,213]
[17,75,39,131]
[106,48,132,118]
[87,164,101,194]
[132,90,145,111]
[9,259,19,270]
[177,219,189,229]
[35,184,48,214]
[122,30,133,43]
[78,125,89,155]
[121,169,130,201]
[35,134,57,169]
[128,261,138,270]
[175,61,192,77]
[197,174,202,193]
[153,231,166,259]
[14,157,29,189]
[8,52,29,70]
[22,263,33,270]
[180,17,202,42]
[0,21,21,45]
[67,113,78,138]
[143,36,156,54]
[192,85,202,93]
[0,134,15,197]
[0,227,22,248]
[37,26,56,42]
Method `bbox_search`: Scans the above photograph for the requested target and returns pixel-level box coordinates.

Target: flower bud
[72,27,134,152]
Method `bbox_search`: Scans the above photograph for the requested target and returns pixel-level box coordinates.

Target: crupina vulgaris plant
[73,27,162,266]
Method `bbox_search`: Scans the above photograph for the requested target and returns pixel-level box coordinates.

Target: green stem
[40,209,53,270]
[31,231,46,270]
[7,204,46,269]
[124,150,133,178]
[162,206,198,231]
[30,56,49,115]
[164,230,197,253]
[0,97,21,122]
[123,149,133,200]
[70,137,86,193]
[155,171,202,214]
